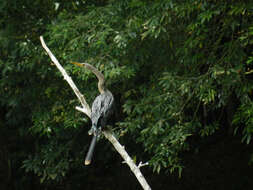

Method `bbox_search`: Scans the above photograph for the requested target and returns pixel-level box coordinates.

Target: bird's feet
[88,126,96,135]
[88,126,102,137]
[96,127,102,136]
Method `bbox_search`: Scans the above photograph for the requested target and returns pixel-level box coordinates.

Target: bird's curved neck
[80,63,106,94]
[72,62,108,94]
[98,81,106,94]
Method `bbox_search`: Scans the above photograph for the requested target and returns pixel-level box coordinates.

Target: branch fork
[138,161,149,168]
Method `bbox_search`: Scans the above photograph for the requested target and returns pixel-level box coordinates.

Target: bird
[72,62,114,165]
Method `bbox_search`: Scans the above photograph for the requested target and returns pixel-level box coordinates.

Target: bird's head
[71,62,106,94]
[71,62,84,67]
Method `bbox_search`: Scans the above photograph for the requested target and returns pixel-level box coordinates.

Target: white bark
[103,131,151,190]
[39,36,152,190]
[40,36,91,118]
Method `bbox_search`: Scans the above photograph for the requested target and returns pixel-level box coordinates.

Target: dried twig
[138,161,149,168]
[39,36,152,190]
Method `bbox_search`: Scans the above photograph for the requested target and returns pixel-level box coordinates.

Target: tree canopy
[1,0,253,189]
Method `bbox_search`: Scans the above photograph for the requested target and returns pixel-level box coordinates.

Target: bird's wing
[103,94,114,117]
[91,95,104,125]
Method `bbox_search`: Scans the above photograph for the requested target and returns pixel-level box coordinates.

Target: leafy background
[1,0,253,189]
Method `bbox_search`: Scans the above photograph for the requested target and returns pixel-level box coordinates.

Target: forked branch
[39,36,151,190]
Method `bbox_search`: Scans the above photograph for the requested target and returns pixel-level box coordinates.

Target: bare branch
[103,131,152,190]
[40,36,91,118]
[75,106,88,115]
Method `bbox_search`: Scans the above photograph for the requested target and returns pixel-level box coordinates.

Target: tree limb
[39,36,152,190]
[103,131,151,190]
[40,36,91,117]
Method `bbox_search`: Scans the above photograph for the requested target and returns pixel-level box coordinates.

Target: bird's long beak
[71,62,84,67]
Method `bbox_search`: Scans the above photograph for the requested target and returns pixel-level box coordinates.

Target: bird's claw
[96,127,102,137]
[88,126,102,137]
[88,126,96,136]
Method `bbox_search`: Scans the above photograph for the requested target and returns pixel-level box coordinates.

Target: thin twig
[138,161,149,168]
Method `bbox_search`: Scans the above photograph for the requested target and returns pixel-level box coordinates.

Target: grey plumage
[89,90,114,136]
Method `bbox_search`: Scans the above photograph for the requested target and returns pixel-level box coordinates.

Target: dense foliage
[1,0,253,189]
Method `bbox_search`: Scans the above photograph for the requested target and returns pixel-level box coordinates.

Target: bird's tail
[84,135,97,165]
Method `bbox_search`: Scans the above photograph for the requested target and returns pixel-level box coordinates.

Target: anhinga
[72,62,114,165]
